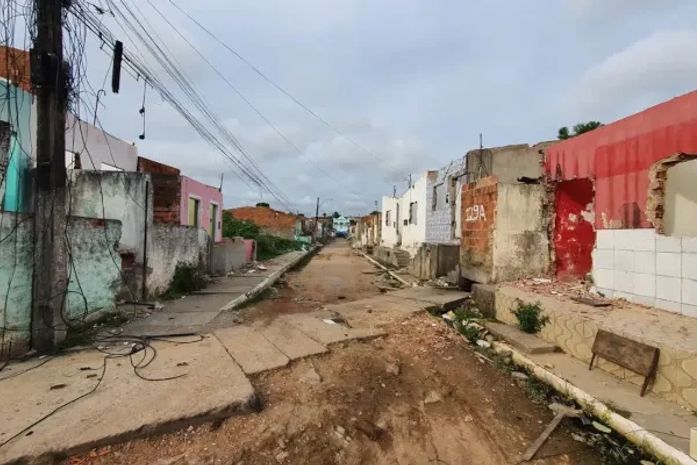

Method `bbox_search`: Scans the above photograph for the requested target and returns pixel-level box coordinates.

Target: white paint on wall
[664,158,697,237]
[380,196,399,248]
[64,114,138,171]
[593,228,697,317]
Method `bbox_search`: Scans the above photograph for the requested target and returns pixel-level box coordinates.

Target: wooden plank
[591,330,658,376]
[590,329,659,396]
[521,412,565,462]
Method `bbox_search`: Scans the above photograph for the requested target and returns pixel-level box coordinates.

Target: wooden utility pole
[31,0,68,352]
[313,196,320,241]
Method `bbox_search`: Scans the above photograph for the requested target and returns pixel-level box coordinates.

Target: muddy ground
[65,242,608,465]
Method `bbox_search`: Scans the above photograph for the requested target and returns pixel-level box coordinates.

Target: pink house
[180,176,223,243]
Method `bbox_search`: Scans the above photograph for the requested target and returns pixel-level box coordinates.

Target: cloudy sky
[82,0,697,216]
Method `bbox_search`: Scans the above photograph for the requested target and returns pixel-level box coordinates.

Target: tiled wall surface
[592,229,697,317]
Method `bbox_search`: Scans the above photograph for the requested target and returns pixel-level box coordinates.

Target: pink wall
[180,176,223,243]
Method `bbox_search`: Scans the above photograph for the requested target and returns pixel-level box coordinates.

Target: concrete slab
[529,352,694,454]
[281,314,386,346]
[259,321,328,360]
[325,295,427,328]
[0,336,256,465]
[122,311,221,336]
[389,287,470,311]
[484,321,558,354]
[215,326,290,374]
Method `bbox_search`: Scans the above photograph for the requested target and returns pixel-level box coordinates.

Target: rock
[511,371,529,381]
[274,451,289,463]
[476,340,491,349]
[424,390,442,404]
[334,425,346,438]
[186,425,195,433]
[299,365,322,385]
[464,415,473,422]
[592,421,612,433]
[543,363,554,369]
[277,438,287,450]
[385,362,401,376]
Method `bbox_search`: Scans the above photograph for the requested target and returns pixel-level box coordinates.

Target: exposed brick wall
[150,173,181,224]
[137,156,181,176]
[0,46,31,92]
[228,206,298,240]
[460,176,498,283]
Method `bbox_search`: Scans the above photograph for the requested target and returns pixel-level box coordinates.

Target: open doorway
[554,178,595,280]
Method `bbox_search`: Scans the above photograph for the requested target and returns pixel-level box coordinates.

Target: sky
[80,0,697,216]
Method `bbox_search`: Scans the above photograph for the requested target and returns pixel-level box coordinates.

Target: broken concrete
[258,321,328,360]
[214,326,290,375]
[0,336,256,465]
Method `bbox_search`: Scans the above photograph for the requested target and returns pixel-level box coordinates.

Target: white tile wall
[593,229,697,317]
[656,253,681,277]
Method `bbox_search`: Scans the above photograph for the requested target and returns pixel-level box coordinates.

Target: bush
[512,301,549,334]
[222,212,304,261]
[166,263,206,297]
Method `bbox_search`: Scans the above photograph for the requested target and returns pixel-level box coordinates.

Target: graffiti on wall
[464,204,486,222]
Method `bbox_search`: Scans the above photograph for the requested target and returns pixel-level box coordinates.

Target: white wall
[664,158,697,237]
[65,114,138,171]
[399,173,429,256]
[592,229,697,317]
[381,196,399,248]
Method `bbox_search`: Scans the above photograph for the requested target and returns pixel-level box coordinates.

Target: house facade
[333,215,350,237]
[546,90,697,317]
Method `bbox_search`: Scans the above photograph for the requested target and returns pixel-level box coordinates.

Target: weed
[460,324,481,344]
[164,263,207,298]
[59,312,129,350]
[222,213,305,261]
[512,300,549,334]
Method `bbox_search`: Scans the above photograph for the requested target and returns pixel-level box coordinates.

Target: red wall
[546,90,697,229]
[554,179,595,279]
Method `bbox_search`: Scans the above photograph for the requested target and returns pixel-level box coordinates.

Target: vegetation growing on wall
[558,121,603,140]
[512,300,549,334]
[222,212,304,261]
[165,262,207,298]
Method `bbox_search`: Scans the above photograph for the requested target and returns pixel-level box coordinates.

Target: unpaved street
[66,241,604,465]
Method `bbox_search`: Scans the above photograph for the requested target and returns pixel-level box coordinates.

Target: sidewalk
[0,281,468,464]
[121,249,310,336]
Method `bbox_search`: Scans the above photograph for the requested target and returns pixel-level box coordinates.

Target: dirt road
[66,241,605,465]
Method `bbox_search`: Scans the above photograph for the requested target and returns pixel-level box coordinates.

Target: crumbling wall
[147,224,203,296]
[460,177,498,283]
[408,243,460,281]
[492,184,550,282]
[0,213,122,357]
[211,237,247,276]
[553,178,595,280]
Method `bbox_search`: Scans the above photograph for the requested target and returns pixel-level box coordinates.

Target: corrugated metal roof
[545,90,697,229]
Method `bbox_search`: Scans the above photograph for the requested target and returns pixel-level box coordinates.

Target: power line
[168,0,384,163]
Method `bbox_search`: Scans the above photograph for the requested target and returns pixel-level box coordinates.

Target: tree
[332,211,341,219]
[557,121,602,140]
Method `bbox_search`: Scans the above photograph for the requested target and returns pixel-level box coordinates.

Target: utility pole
[313,196,320,241]
[31,0,68,352]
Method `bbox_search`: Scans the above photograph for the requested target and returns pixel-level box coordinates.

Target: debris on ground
[423,390,443,404]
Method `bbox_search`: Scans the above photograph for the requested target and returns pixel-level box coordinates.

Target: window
[409,202,418,225]
[385,210,391,226]
[188,197,200,227]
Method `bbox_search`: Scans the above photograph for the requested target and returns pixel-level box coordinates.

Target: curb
[491,341,697,465]
[359,252,411,287]
[219,246,319,312]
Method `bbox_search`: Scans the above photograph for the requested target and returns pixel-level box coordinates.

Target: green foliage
[166,263,206,297]
[222,212,303,261]
[558,121,603,140]
[512,301,549,334]
[332,211,341,218]
[223,213,260,238]
[451,304,483,343]
[255,202,270,208]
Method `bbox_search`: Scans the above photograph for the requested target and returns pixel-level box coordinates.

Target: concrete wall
[0,212,122,356]
[466,143,546,184]
[65,115,138,171]
[381,196,399,248]
[147,224,204,296]
[492,184,550,281]
[592,230,697,317]
[408,243,460,281]
[664,158,697,237]
[68,170,153,263]
[211,237,247,276]
[425,158,466,244]
[181,176,223,243]
[461,178,550,283]
[398,172,432,256]
[228,206,297,240]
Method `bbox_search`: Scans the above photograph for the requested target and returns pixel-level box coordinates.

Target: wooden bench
[589,329,660,397]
